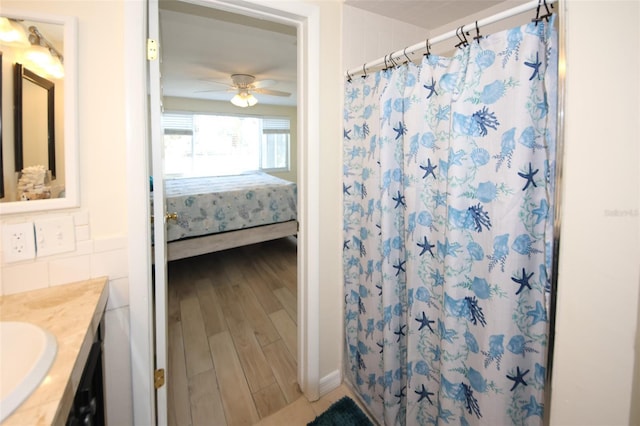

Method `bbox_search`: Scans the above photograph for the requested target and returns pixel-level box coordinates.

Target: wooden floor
[167,237,302,426]
[254,384,368,426]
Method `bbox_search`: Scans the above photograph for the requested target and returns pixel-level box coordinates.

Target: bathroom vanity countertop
[0,277,108,426]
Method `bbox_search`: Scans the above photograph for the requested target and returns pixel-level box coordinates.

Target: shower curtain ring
[424,39,431,58]
[346,70,352,82]
[362,63,367,78]
[390,53,398,68]
[533,0,542,24]
[541,0,553,21]
[473,21,482,43]
[403,47,411,64]
[455,26,468,49]
[533,0,553,25]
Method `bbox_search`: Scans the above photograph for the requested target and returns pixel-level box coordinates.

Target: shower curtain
[343,17,557,426]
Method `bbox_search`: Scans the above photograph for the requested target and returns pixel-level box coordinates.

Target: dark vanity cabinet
[66,320,105,426]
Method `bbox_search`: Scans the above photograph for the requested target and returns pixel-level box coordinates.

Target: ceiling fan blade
[194,88,236,94]
[252,79,276,89]
[254,88,291,97]
[200,78,234,88]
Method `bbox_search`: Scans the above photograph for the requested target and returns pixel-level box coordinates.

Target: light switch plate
[2,222,36,263]
[34,216,76,257]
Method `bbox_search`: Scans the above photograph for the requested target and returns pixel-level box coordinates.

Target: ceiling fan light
[230,94,246,107]
[231,92,258,108]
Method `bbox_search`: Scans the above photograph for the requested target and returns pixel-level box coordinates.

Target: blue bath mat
[308,396,373,426]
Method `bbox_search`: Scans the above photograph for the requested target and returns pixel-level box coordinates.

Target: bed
[156,172,297,261]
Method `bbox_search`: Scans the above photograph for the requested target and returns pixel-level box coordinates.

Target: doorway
[131,0,322,424]
[158,2,301,422]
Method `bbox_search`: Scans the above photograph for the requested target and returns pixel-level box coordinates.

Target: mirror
[0,11,77,214]
[15,64,56,180]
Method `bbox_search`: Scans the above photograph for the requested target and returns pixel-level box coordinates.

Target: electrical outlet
[34,216,76,257]
[2,222,36,263]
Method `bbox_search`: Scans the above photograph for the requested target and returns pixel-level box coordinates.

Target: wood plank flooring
[167,237,301,426]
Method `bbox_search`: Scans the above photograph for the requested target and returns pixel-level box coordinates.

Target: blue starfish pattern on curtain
[343,17,558,426]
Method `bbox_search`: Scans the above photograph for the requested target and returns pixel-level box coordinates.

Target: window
[261,118,290,170]
[163,113,290,177]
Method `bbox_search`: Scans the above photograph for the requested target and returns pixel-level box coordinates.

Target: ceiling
[159,1,297,106]
[159,0,515,107]
[343,0,511,29]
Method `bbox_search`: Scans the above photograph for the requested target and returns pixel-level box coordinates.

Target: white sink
[0,322,57,422]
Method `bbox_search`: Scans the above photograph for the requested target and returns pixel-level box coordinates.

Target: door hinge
[154,368,165,389]
[147,38,158,61]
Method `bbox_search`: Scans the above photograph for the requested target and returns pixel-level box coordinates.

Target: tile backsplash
[0,211,128,306]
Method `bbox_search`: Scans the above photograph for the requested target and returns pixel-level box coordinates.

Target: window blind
[262,118,290,134]
[163,113,193,135]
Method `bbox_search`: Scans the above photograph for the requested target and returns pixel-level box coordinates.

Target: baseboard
[319,369,342,396]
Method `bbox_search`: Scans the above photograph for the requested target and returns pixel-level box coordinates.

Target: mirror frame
[14,63,56,179]
[0,10,78,215]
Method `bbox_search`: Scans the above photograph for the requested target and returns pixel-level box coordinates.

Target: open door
[148,0,169,424]
[140,3,321,423]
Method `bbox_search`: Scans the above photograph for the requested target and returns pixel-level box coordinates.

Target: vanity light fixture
[24,25,64,78]
[230,91,258,108]
[0,17,29,46]
[0,19,63,78]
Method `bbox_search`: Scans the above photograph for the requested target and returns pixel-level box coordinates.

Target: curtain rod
[346,0,556,78]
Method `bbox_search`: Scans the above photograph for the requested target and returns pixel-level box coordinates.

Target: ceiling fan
[202,73,291,107]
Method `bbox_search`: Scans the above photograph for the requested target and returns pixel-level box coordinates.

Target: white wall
[550,1,640,424]
[312,0,344,382]
[342,5,431,72]
[633,284,640,425]
[0,1,133,425]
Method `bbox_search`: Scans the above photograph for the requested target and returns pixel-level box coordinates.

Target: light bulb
[45,57,64,79]
[23,44,65,79]
[25,44,53,67]
[0,17,29,46]
[231,92,258,108]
